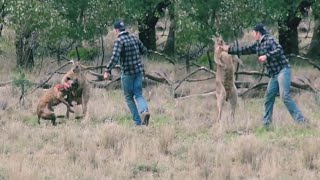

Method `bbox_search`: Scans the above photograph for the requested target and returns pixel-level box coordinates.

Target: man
[104,20,150,126]
[220,23,306,127]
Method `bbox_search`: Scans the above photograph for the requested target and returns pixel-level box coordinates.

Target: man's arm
[105,39,122,73]
[228,43,257,55]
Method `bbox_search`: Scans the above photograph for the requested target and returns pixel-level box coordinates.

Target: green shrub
[196,54,211,67]
[12,71,32,102]
[68,47,99,61]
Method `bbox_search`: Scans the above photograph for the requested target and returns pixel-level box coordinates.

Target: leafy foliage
[1,0,320,65]
[67,47,99,61]
[175,0,265,59]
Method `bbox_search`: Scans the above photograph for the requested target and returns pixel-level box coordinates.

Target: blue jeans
[263,67,304,125]
[121,72,148,125]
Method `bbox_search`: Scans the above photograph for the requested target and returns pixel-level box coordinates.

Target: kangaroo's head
[70,61,86,73]
[213,36,225,47]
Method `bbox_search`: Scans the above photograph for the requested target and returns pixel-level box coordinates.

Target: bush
[68,47,99,61]
[197,54,210,66]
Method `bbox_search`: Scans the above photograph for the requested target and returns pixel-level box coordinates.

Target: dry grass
[1,59,320,180]
[1,26,320,179]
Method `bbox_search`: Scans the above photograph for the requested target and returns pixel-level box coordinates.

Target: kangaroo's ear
[74,62,88,70]
[211,35,215,42]
[69,60,75,66]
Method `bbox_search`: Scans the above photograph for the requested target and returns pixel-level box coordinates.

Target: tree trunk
[278,0,312,55]
[163,4,174,56]
[278,21,300,55]
[138,21,157,51]
[206,51,213,70]
[15,32,34,69]
[307,18,320,59]
[0,2,6,37]
[186,47,190,73]
[99,28,105,74]
[15,36,24,68]
[57,44,61,66]
[138,0,171,50]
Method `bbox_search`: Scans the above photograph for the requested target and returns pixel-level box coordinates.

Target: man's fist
[103,72,110,80]
[258,55,267,63]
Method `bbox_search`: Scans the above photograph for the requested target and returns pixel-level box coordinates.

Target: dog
[37,79,78,126]
[61,61,90,118]
[213,37,242,121]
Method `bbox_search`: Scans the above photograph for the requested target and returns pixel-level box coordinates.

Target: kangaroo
[214,37,242,121]
[61,61,90,118]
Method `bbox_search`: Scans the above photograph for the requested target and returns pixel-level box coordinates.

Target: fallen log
[89,77,121,89]
[235,71,268,77]
[239,80,317,97]
[175,80,317,100]
[0,80,13,87]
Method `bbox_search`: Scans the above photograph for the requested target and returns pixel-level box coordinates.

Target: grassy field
[0,53,320,180]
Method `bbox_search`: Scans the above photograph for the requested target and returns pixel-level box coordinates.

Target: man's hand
[258,55,267,63]
[103,72,110,80]
[220,45,229,52]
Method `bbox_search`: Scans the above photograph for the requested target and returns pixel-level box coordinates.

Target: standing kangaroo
[213,37,242,121]
[61,61,90,118]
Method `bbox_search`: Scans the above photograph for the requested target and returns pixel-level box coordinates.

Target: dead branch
[291,81,317,93]
[88,70,103,78]
[0,80,13,87]
[288,54,320,71]
[148,50,175,65]
[27,61,73,95]
[87,70,172,85]
[178,64,197,70]
[175,91,216,100]
[185,76,215,82]
[175,76,318,100]
[235,71,269,77]
[144,73,171,85]
[235,81,253,88]
[239,82,268,97]
[89,77,121,89]
[239,80,317,97]
[174,67,216,91]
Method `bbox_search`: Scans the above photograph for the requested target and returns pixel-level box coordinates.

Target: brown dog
[214,37,242,121]
[37,80,78,125]
[61,61,90,118]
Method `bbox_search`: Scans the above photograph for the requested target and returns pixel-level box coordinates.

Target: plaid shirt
[228,34,290,77]
[106,31,147,75]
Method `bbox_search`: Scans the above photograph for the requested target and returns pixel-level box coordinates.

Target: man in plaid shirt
[104,20,150,126]
[221,23,306,127]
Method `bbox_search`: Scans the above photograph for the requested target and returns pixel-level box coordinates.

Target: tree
[276,0,313,55]
[36,0,119,65]
[122,0,172,51]
[307,2,320,59]
[5,0,53,69]
[175,0,263,74]
[163,3,174,56]
[0,0,7,37]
